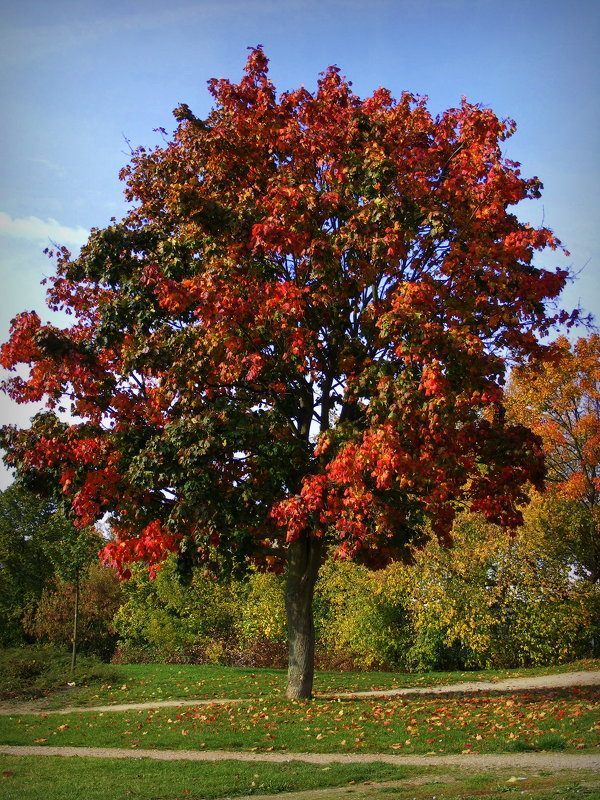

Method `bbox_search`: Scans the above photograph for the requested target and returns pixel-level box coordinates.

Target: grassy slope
[1,657,598,800]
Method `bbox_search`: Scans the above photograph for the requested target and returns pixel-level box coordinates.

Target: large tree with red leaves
[1,48,576,697]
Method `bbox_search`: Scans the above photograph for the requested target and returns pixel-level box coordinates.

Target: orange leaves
[505,339,599,580]
[420,363,451,398]
[0,311,43,371]
[506,334,600,505]
[271,474,330,542]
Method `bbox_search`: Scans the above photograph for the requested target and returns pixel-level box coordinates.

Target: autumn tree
[506,334,599,581]
[24,561,122,662]
[0,48,576,697]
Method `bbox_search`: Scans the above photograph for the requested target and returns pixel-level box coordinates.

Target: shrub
[111,512,599,671]
[113,555,241,663]
[402,512,600,669]
[235,570,287,646]
[315,559,410,670]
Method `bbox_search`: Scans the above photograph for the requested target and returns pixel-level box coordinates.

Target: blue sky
[0,0,598,487]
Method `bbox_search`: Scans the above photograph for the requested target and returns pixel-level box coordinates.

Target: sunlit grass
[1,755,598,800]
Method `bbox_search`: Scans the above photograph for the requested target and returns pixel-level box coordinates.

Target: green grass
[1,687,598,755]
[0,754,416,800]
[57,662,286,707]
[3,649,597,709]
[1,655,598,800]
[1,755,599,800]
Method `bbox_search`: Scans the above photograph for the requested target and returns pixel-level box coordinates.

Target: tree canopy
[0,48,576,696]
[506,334,599,582]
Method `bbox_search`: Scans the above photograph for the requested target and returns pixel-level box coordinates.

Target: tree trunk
[285,534,322,700]
[70,571,79,679]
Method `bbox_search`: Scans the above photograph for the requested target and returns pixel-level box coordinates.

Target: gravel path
[1,670,598,717]
[0,744,598,771]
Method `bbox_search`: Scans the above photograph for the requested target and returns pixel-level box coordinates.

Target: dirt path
[1,669,598,716]
[330,669,600,698]
[1,744,598,772]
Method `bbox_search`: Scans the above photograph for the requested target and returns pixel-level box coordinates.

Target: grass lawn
[0,755,599,800]
[1,687,598,755]
[0,755,418,800]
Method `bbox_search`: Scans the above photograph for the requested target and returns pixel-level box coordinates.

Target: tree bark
[285,534,322,700]
[70,570,79,678]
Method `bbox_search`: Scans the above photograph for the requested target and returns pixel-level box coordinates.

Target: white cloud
[0,212,88,248]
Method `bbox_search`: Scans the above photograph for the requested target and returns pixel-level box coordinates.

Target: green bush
[113,555,241,663]
[111,513,599,672]
[235,570,287,645]
[399,513,600,670]
[315,559,410,670]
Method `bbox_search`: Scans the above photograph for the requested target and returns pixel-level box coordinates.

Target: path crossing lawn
[36,659,600,708]
[1,663,598,800]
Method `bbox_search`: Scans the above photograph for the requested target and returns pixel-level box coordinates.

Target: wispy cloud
[0,2,261,66]
[0,212,88,248]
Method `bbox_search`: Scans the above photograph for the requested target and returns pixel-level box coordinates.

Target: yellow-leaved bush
[394,512,598,669]
[314,559,411,670]
[112,556,241,664]
[235,569,287,645]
